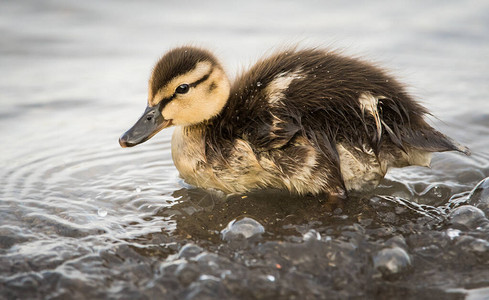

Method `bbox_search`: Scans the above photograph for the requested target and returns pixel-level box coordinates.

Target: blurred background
[2,0,488,117]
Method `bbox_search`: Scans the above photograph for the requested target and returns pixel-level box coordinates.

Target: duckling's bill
[119,103,172,148]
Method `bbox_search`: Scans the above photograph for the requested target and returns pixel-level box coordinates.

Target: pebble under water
[2,0,489,299]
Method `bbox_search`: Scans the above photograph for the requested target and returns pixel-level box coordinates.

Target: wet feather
[125,46,470,196]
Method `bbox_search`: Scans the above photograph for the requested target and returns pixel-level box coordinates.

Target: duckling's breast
[171,126,275,193]
[171,126,336,195]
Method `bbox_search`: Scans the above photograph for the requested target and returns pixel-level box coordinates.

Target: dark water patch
[3,176,489,298]
[467,177,489,215]
[3,155,489,299]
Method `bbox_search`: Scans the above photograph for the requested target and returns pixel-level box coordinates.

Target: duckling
[119,46,470,198]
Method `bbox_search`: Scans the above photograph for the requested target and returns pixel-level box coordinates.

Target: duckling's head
[119,46,230,147]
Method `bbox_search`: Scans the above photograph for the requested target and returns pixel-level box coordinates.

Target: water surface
[1,0,489,299]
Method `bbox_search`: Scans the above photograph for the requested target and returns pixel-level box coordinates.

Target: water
[1,0,489,299]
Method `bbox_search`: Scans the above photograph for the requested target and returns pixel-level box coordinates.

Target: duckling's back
[186,48,469,196]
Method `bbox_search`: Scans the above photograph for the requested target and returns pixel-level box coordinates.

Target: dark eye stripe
[157,96,173,111]
[189,68,213,88]
[156,68,215,111]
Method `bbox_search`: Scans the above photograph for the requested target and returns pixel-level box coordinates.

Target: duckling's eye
[175,84,190,94]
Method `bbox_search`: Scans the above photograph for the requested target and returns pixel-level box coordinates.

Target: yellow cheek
[162,101,178,120]
[161,98,195,125]
[159,67,230,126]
[161,95,209,125]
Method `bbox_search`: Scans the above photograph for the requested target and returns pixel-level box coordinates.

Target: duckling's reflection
[156,188,361,242]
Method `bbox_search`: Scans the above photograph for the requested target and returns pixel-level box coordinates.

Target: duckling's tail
[401,127,471,156]
[446,137,471,155]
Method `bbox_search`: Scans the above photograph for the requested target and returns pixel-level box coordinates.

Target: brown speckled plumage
[120,46,470,197]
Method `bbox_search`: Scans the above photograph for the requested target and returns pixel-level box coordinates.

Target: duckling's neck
[182,122,208,136]
[171,124,207,183]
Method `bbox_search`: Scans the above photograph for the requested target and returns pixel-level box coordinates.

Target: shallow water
[1,0,489,299]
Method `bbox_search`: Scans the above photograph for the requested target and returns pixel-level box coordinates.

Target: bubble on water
[468,177,489,215]
[303,229,321,241]
[446,228,461,240]
[455,236,489,254]
[385,235,408,249]
[178,243,204,260]
[135,187,142,193]
[220,270,232,279]
[195,252,222,269]
[449,205,488,231]
[373,247,412,279]
[97,208,107,217]
[199,274,220,282]
[415,245,440,258]
[421,184,448,200]
[221,217,265,241]
[468,238,489,253]
[175,262,200,286]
